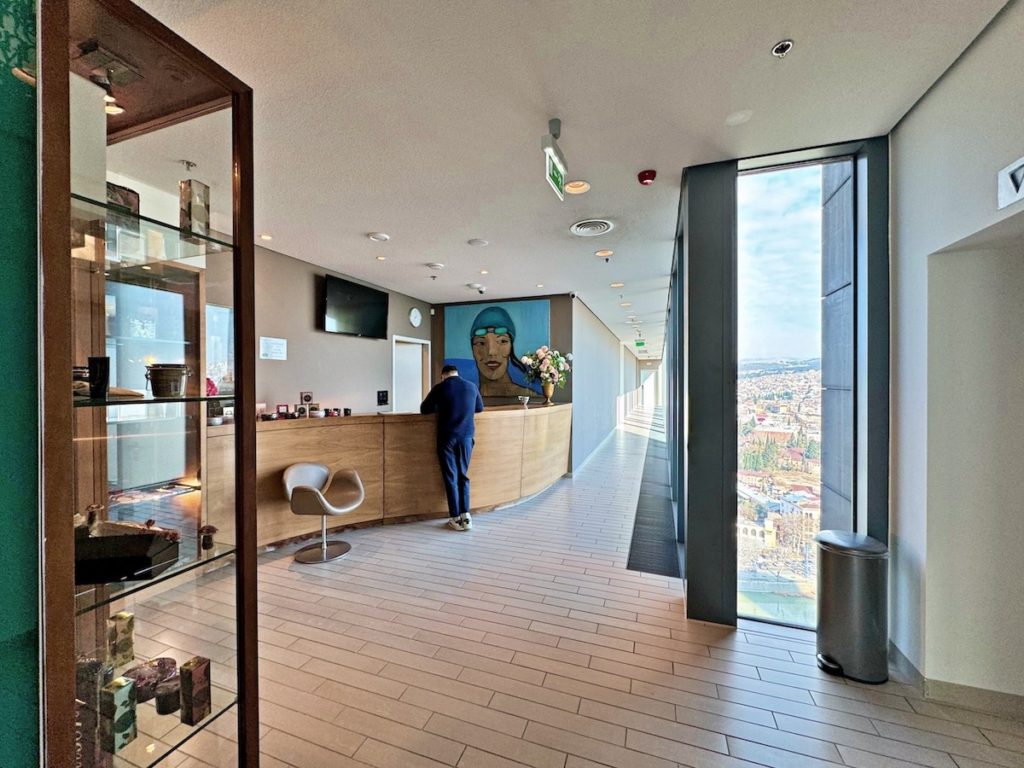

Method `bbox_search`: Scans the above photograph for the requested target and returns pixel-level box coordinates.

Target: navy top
[420,375,484,440]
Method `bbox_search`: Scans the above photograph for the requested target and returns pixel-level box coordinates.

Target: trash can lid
[815,530,888,558]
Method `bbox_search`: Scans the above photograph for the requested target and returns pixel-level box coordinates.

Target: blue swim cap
[470,306,516,340]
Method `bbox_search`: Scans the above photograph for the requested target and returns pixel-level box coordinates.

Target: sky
[737,164,822,361]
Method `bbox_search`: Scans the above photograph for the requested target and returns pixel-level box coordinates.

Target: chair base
[294,539,351,563]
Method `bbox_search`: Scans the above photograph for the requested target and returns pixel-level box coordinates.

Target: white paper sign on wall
[259,336,287,360]
[997,155,1024,210]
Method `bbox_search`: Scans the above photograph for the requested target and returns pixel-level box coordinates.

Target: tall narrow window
[736,163,834,628]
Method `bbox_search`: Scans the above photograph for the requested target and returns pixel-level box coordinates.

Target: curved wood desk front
[207,403,571,547]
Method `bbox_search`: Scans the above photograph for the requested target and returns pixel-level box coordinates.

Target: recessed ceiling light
[467,282,483,289]
[259,233,273,241]
[367,232,390,242]
[141,265,152,271]
[480,269,489,275]
[426,262,445,270]
[467,238,489,247]
[375,255,386,261]
[609,281,624,288]
[565,180,590,195]
[620,302,632,308]
[536,283,544,288]
[595,249,614,258]
[771,39,794,58]
[725,109,754,127]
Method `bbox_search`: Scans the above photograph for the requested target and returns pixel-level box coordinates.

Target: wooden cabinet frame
[38,0,258,763]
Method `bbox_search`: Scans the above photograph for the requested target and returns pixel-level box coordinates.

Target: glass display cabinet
[39,0,258,765]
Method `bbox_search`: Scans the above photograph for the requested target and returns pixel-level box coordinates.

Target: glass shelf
[71,194,234,267]
[74,394,236,408]
[75,540,236,616]
[114,693,237,768]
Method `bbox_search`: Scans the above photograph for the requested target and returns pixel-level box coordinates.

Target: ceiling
[122,0,1006,359]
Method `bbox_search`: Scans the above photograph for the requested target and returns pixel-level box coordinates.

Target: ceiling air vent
[569,218,614,237]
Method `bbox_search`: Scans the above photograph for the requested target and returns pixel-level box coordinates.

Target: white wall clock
[408,307,423,328]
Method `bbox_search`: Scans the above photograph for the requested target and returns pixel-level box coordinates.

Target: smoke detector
[570,219,614,237]
[425,262,445,270]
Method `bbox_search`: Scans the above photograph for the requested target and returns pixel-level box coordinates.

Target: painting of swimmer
[443,300,550,397]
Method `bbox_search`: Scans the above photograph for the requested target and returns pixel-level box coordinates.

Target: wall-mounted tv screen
[323,274,389,339]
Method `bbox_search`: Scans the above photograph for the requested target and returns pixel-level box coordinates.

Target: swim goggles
[472,326,510,337]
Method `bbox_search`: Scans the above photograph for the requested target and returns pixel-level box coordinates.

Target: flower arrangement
[520,346,572,389]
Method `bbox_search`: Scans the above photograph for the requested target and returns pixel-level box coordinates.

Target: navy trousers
[437,436,474,518]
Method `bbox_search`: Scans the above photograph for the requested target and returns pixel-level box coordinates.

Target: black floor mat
[626,433,681,578]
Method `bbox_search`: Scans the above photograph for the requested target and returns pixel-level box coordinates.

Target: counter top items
[99,676,137,753]
[146,363,192,398]
[155,678,181,715]
[179,656,211,725]
[518,396,530,407]
[72,381,145,399]
[88,356,109,400]
[121,664,159,703]
[76,522,180,585]
[76,656,113,768]
[179,179,210,240]
[122,657,177,704]
[198,524,218,551]
[107,611,135,669]
[520,346,572,404]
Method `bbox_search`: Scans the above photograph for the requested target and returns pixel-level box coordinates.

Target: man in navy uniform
[420,364,485,530]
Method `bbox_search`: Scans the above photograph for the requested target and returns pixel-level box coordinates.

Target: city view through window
[737,164,823,628]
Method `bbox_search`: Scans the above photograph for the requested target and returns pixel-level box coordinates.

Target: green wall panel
[0,0,39,764]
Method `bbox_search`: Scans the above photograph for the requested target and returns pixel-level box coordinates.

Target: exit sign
[546,150,565,201]
[542,132,567,201]
[635,340,646,348]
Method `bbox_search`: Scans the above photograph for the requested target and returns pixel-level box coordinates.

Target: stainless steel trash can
[815,530,889,683]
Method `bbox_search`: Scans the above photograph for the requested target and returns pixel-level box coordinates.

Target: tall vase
[542,382,554,405]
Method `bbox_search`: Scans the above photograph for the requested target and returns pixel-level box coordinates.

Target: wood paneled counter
[206,403,571,547]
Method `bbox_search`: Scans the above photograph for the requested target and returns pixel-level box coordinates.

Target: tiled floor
[134,413,1024,768]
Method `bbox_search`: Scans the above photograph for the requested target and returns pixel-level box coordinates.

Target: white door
[393,340,427,413]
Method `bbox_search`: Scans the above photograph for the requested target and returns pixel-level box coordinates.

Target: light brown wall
[254,246,431,413]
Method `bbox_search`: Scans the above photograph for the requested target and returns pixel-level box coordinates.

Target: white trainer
[448,516,467,531]
[460,512,473,530]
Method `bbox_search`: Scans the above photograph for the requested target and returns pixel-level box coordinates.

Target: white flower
[565,353,573,361]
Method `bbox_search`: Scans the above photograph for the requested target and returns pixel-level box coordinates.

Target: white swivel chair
[282,463,365,563]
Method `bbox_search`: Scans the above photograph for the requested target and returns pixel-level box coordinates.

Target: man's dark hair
[441,364,458,375]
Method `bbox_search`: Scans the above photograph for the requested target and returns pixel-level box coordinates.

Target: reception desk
[206,403,571,547]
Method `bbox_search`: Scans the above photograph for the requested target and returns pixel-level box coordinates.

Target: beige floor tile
[490,692,626,744]
[381,662,494,705]
[339,706,467,765]
[544,679,679,720]
[427,712,564,768]
[457,746,538,768]
[260,699,365,756]
[276,630,369,665]
[318,678,433,727]
[578,699,727,753]
[524,722,674,768]
[403,687,528,737]
[353,738,457,768]
[260,728,368,768]
[836,744,936,768]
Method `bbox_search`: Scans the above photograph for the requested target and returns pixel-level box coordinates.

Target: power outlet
[377,390,389,406]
